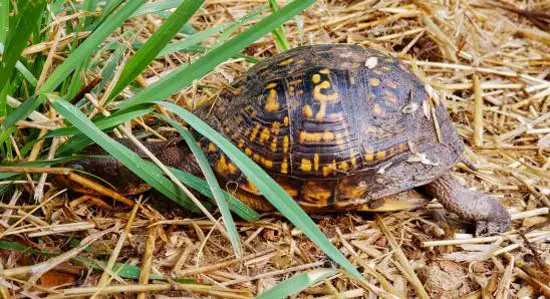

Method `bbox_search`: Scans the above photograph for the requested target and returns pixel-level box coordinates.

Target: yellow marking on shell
[302,105,313,118]
[313,80,339,120]
[365,148,374,161]
[289,79,303,85]
[215,155,239,175]
[301,158,312,172]
[207,143,217,152]
[281,159,289,174]
[265,82,277,89]
[373,103,383,116]
[237,139,245,149]
[375,151,386,160]
[398,143,408,152]
[247,179,259,193]
[271,121,281,135]
[283,136,289,153]
[253,153,260,162]
[384,58,394,63]
[270,137,277,152]
[339,161,349,171]
[264,89,279,112]
[284,116,289,127]
[299,131,322,143]
[335,133,344,146]
[263,159,273,168]
[322,130,334,142]
[312,73,321,84]
[369,78,380,87]
[278,58,294,66]
[259,128,270,144]
[322,160,337,177]
[314,153,320,171]
[282,185,298,197]
[244,147,252,156]
[319,68,330,74]
[303,181,332,206]
[249,124,261,142]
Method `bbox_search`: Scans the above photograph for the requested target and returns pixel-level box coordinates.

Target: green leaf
[0,240,167,281]
[132,0,185,17]
[156,22,229,58]
[159,115,242,257]
[0,0,47,91]
[51,97,206,214]
[108,0,205,99]
[256,269,337,299]
[46,108,153,137]
[0,95,42,131]
[117,0,317,111]
[0,0,8,44]
[158,101,367,285]
[268,0,290,51]
[39,0,147,94]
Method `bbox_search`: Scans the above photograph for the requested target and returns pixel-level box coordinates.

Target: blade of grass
[0,0,7,44]
[268,0,290,51]
[159,115,242,257]
[132,0,185,17]
[0,0,47,91]
[46,108,153,137]
[0,240,168,281]
[256,269,337,299]
[117,0,317,111]
[108,0,205,99]
[39,0,147,94]
[156,23,230,58]
[50,97,206,214]
[159,101,367,285]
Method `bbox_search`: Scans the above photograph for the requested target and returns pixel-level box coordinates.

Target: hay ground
[2,0,550,298]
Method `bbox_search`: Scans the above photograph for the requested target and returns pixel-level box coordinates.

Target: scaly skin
[421,173,511,235]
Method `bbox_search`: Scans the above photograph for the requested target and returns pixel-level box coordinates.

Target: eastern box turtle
[71,44,511,235]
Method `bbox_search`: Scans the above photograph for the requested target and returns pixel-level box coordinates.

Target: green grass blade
[39,0,147,94]
[0,0,47,90]
[109,0,205,99]
[268,0,290,51]
[132,0,185,17]
[0,95,41,131]
[46,108,153,137]
[159,115,242,257]
[167,167,259,221]
[159,101,367,285]
[50,98,206,214]
[0,240,166,281]
[256,269,337,299]
[118,0,317,111]
[156,23,229,58]
[0,0,8,44]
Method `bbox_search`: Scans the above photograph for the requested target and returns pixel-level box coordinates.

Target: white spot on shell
[365,57,378,69]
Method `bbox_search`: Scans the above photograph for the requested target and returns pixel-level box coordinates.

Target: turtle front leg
[419,173,511,235]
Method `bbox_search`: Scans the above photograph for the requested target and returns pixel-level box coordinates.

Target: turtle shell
[200,44,465,211]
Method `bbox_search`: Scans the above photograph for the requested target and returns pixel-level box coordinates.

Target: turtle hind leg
[419,172,511,235]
